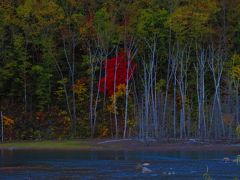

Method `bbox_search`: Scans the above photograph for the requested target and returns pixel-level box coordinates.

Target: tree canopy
[0,0,240,140]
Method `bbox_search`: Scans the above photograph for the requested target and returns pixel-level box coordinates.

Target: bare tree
[62,37,77,136]
[123,39,137,138]
[208,47,225,139]
[137,37,160,140]
[88,41,106,137]
[233,79,240,125]
[172,56,178,138]
[195,48,207,140]
[175,45,190,139]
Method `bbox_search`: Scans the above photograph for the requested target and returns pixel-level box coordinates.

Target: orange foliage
[36,112,46,122]
[100,127,110,137]
[3,115,14,127]
[2,115,14,140]
[223,114,234,125]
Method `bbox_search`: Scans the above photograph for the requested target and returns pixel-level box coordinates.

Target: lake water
[0,150,240,179]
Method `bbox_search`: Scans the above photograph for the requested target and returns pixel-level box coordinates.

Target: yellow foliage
[229,54,240,79]
[115,84,126,97]
[73,79,87,102]
[100,127,110,137]
[107,102,115,114]
[56,111,71,135]
[232,66,240,79]
[55,78,68,100]
[128,118,137,128]
[168,0,219,41]
[107,84,126,114]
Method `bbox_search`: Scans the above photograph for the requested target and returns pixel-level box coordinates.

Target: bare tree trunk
[176,46,190,139]
[235,81,240,125]
[162,56,174,137]
[89,49,94,137]
[187,103,192,137]
[55,60,73,126]
[63,38,77,136]
[208,48,225,139]
[162,13,174,137]
[143,63,149,139]
[123,45,137,138]
[92,46,105,137]
[113,48,119,138]
[1,111,3,142]
[123,49,130,138]
[196,49,207,140]
[152,64,158,138]
[173,71,177,138]
[233,79,240,126]
[71,40,77,136]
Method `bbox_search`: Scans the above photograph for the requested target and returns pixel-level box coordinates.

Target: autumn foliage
[98,51,136,96]
[3,115,14,139]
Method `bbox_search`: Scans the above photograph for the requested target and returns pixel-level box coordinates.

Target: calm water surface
[0,150,240,179]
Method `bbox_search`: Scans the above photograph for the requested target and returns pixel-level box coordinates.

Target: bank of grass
[1,139,240,151]
[0,140,96,150]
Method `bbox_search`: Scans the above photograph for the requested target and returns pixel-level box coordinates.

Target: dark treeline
[0,0,240,140]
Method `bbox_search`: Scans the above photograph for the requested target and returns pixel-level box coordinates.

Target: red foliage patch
[98,51,136,96]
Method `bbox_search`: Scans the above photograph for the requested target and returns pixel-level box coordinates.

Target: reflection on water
[0,150,240,179]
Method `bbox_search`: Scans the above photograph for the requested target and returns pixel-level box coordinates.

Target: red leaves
[98,51,136,96]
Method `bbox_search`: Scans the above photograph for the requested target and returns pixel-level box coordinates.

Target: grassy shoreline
[0,140,95,150]
[0,139,240,151]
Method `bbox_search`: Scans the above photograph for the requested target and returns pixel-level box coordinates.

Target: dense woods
[0,0,240,141]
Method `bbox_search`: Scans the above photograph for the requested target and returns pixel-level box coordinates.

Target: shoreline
[0,139,240,152]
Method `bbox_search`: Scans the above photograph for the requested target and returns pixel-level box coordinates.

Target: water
[0,150,239,179]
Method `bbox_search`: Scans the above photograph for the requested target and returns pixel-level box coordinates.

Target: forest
[0,0,240,141]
